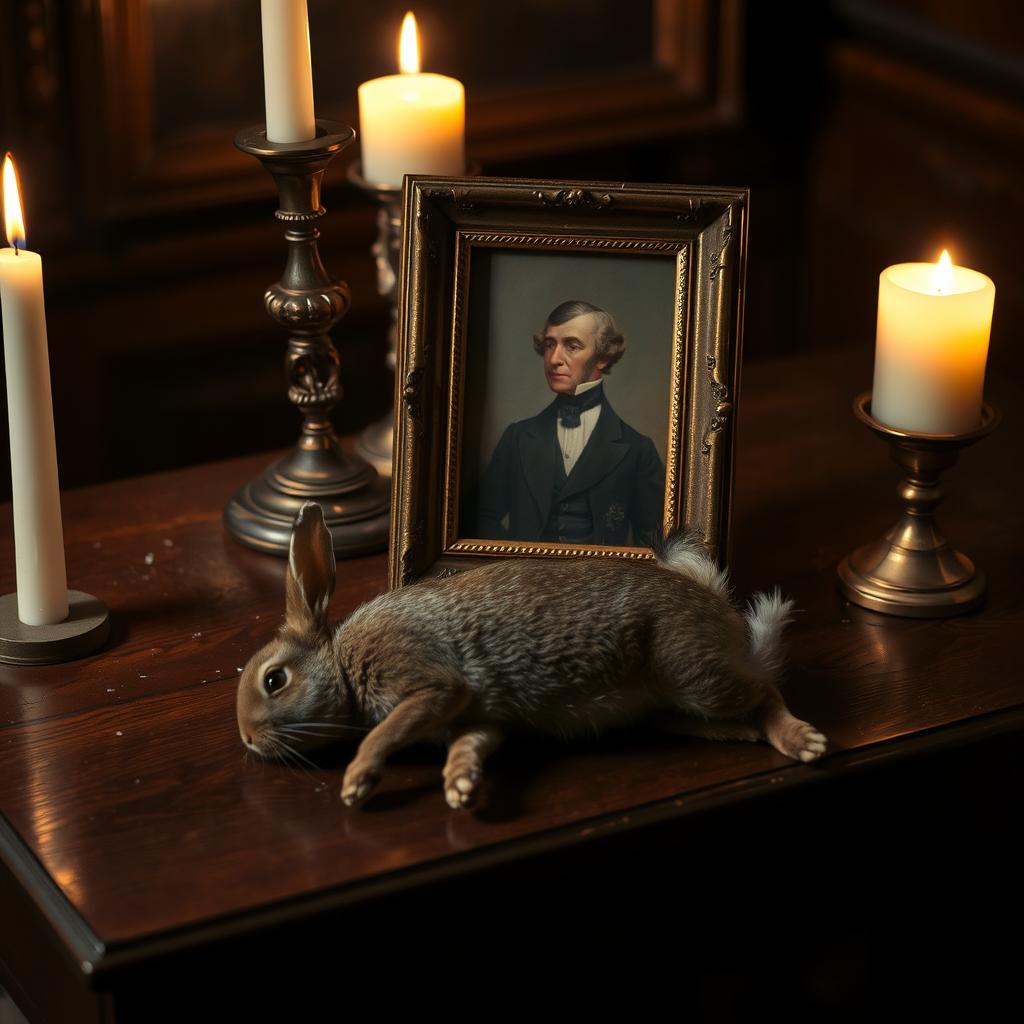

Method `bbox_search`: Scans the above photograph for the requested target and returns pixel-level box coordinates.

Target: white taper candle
[261,0,317,144]
[0,155,68,625]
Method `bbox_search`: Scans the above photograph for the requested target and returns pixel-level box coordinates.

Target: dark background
[0,0,1020,500]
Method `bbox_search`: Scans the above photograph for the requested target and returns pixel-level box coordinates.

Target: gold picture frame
[389,176,748,589]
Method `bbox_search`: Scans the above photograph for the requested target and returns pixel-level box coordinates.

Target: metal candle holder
[346,161,479,477]
[225,121,390,557]
[837,391,1000,618]
[347,163,402,477]
[0,591,109,666]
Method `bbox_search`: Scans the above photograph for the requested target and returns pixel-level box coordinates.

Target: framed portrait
[390,176,748,589]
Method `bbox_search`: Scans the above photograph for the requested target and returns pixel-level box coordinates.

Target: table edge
[4,701,1023,982]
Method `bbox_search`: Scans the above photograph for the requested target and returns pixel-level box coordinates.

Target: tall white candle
[872,251,995,434]
[261,0,317,143]
[358,12,465,186]
[0,155,68,625]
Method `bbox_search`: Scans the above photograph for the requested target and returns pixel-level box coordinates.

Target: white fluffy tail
[656,533,794,680]
[654,531,730,599]
[744,589,795,678]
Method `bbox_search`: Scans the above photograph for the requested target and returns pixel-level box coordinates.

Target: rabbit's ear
[285,502,336,638]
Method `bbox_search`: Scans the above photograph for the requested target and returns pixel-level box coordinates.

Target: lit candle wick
[933,249,953,295]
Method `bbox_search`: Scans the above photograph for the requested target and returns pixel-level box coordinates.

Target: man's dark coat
[476,394,664,546]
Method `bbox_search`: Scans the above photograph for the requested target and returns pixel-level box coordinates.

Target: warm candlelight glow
[2,153,26,251]
[399,11,421,74]
[933,249,953,294]
[873,251,995,434]
[359,8,464,185]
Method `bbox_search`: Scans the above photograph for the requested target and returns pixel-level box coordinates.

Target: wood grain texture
[1,346,1021,967]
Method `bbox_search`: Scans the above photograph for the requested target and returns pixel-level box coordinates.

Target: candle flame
[3,153,26,251]
[399,12,420,74]
[933,249,954,293]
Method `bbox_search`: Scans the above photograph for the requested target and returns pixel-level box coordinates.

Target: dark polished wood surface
[1,345,1022,1015]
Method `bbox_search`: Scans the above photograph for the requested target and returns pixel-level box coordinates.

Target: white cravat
[557,378,602,476]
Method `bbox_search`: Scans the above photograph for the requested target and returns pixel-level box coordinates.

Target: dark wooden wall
[0,0,1019,499]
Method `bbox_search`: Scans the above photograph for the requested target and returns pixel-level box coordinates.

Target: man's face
[541,313,608,395]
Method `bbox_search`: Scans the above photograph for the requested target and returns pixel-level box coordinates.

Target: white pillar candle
[0,155,68,625]
[261,0,317,143]
[358,12,465,186]
[872,251,995,434]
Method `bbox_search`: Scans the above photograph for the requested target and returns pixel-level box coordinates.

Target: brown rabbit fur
[237,502,826,809]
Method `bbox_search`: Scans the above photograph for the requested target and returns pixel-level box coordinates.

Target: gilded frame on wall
[389,176,748,589]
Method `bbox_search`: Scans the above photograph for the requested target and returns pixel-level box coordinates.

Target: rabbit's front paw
[443,765,481,810]
[341,758,382,806]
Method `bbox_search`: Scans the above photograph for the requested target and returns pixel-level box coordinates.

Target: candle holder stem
[225,122,390,557]
[348,165,402,477]
[346,161,479,476]
[837,392,1000,617]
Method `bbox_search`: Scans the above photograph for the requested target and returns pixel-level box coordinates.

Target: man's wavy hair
[532,300,626,374]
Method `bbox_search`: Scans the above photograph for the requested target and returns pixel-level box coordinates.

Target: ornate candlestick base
[837,392,1000,618]
[225,122,390,557]
[0,591,109,665]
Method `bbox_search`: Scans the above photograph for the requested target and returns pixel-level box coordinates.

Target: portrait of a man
[476,300,665,547]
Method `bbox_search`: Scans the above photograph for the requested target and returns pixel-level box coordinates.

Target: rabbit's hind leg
[653,681,827,763]
[442,723,503,810]
[752,686,827,763]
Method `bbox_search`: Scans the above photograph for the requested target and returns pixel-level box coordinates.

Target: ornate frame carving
[390,176,748,589]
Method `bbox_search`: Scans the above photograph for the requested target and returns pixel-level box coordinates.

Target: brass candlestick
[224,121,390,557]
[347,163,402,478]
[837,392,1000,618]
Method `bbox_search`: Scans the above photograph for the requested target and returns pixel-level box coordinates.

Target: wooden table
[1,345,1021,1021]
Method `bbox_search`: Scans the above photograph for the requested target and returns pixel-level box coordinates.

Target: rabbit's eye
[263,668,288,695]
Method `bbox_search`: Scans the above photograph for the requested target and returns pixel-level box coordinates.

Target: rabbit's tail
[743,588,795,680]
[655,531,795,682]
[653,530,730,600]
